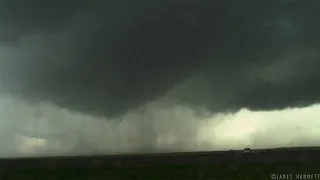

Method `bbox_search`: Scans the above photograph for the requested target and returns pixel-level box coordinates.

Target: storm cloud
[0,0,319,118]
[0,0,320,156]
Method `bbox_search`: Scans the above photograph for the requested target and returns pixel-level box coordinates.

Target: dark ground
[1,147,320,180]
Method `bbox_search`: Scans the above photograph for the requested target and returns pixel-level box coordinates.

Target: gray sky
[0,0,319,117]
[0,0,319,157]
[0,93,319,157]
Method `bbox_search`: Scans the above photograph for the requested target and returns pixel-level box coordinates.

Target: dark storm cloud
[0,0,319,118]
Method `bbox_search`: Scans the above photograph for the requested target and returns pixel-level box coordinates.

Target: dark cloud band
[0,0,319,118]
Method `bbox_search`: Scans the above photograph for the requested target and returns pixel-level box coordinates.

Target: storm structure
[0,0,319,157]
[0,0,319,118]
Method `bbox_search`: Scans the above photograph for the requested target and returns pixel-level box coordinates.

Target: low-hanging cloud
[0,0,319,117]
[0,0,320,157]
[0,94,320,157]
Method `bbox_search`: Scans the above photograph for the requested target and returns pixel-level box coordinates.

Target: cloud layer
[0,0,320,157]
[0,0,319,117]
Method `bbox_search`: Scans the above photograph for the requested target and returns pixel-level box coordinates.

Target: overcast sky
[0,92,319,157]
[0,0,319,157]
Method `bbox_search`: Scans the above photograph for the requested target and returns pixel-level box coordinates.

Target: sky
[0,92,320,157]
[0,0,319,157]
